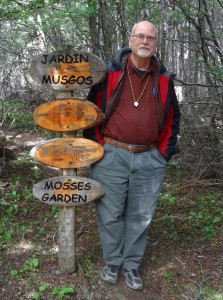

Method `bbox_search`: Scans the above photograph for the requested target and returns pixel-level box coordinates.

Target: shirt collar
[127,55,155,75]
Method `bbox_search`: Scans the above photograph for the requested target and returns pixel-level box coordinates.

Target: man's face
[129,22,158,59]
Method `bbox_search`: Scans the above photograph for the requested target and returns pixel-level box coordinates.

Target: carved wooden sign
[29,50,106,90]
[30,138,104,168]
[33,98,104,132]
[33,176,104,206]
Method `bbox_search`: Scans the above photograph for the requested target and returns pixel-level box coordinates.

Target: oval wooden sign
[33,98,104,132]
[29,138,104,168]
[33,176,104,206]
[29,50,106,90]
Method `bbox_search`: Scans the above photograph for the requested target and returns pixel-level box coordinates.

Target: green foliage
[164,270,174,283]
[156,190,223,242]
[0,0,45,20]
[125,0,162,23]
[52,285,75,299]
[10,151,32,168]
[188,193,223,241]
[77,252,94,276]
[0,172,35,247]
[7,236,80,298]
[11,257,39,278]
[170,9,186,26]
[203,287,223,300]
[206,65,223,81]
[32,284,47,300]
[0,227,13,246]
[0,157,61,248]
[0,0,91,59]
[2,102,37,132]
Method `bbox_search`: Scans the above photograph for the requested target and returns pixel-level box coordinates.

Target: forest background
[0,0,222,300]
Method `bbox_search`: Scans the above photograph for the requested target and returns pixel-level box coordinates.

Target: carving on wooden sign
[33,176,104,206]
[29,138,104,168]
[33,98,104,132]
[29,50,106,90]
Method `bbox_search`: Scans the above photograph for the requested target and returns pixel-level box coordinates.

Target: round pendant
[134,101,139,107]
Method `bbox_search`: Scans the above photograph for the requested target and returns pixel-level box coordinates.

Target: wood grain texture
[29,138,104,168]
[30,50,106,90]
[33,98,104,132]
[33,176,104,206]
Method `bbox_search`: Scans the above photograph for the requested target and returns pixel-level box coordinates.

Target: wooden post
[55,90,77,273]
[58,203,76,273]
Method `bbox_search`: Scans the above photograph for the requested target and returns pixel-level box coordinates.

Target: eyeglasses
[131,34,157,42]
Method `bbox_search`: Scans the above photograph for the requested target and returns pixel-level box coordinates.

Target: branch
[180,102,220,105]
[181,258,214,300]
[216,0,223,9]
[174,78,223,88]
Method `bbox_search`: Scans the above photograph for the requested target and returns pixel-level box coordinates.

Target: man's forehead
[132,22,157,35]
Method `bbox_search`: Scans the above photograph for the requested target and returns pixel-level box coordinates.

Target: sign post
[29,49,106,273]
[56,90,76,274]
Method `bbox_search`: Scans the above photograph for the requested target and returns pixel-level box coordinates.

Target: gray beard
[137,50,151,57]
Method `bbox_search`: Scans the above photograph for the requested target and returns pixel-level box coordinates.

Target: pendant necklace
[127,65,150,108]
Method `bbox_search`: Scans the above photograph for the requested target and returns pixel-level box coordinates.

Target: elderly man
[85,20,180,290]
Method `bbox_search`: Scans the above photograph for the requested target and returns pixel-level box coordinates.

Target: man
[85,21,180,290]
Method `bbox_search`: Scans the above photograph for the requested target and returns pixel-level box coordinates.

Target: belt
[104,136,156,153]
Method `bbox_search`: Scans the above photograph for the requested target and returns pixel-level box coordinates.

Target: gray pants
[91,143,167,269]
